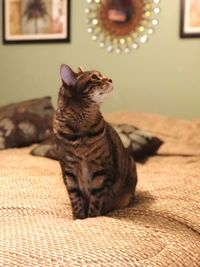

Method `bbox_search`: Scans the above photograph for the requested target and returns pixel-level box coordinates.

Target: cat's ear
[77,66,84,74]
[60,64,77,87]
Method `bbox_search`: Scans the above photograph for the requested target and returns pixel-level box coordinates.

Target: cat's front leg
[62,168,87,219]
[88,171,112,217]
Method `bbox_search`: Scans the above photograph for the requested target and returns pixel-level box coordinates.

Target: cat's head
[59,64,113,106]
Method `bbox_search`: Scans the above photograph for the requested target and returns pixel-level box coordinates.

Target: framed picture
[180,0,200,38]
[3,0,70,44]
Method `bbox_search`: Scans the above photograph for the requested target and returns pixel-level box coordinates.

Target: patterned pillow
[0,97,54,149]
[30,123,163,161]
[30,135,57,160]
[113,124,163,160]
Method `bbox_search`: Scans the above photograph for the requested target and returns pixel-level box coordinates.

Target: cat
[53,64,137,219]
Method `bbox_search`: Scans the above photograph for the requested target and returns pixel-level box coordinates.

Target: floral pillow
[30,123,163,161]
[113,124,163,160]
[0,97,54,149]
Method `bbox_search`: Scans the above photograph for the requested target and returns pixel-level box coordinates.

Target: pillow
[30,123,163,161]
[114,124,163,160]
[0,97,54,149]
[30,134,57,160]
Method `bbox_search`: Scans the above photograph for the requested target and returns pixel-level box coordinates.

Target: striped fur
[54,65,137,219]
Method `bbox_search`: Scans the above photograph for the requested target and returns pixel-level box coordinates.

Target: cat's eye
[91,74,100,80]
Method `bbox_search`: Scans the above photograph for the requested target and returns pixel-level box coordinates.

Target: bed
[0,112,200,266]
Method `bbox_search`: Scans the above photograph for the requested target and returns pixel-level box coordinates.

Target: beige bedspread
[0,112,200,267]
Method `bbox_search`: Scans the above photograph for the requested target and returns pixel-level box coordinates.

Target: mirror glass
[107,0,134,24]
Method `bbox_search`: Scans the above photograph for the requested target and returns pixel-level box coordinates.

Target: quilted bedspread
[0,112,200,266]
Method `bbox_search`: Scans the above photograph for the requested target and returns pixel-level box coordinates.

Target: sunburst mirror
[85,0,161,53]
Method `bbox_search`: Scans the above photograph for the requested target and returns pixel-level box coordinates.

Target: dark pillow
[113,124,163,160]
[0,97,54,149]
[30,123,163,161]
[30,134,57,160]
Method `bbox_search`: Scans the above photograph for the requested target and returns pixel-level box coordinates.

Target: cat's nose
[102,78,112,83]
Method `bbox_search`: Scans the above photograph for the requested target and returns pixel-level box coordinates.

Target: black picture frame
[180,0,200,38]
[2,0,70,44]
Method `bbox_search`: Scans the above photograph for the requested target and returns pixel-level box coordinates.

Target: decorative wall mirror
[85,0,161,53]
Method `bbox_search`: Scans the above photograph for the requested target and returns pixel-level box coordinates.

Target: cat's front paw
[73,213,87,220]
[73,210,87,220]
[88,208,101,218]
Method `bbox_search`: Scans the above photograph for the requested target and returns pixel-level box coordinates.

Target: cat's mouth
[91,83,113,104]
[100,83,113,101]
[103,82,113,95]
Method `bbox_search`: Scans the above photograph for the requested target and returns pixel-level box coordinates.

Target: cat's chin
[104,84,113,99]
[91,86,113,105]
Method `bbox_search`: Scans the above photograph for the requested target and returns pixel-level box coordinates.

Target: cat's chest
[72,136,105,152]
[80,159,91,179]
[78,158,91,197]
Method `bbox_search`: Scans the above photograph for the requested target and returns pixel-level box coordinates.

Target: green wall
[0,1,200,119]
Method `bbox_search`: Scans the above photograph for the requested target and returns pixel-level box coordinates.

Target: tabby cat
[53,65,137,219]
